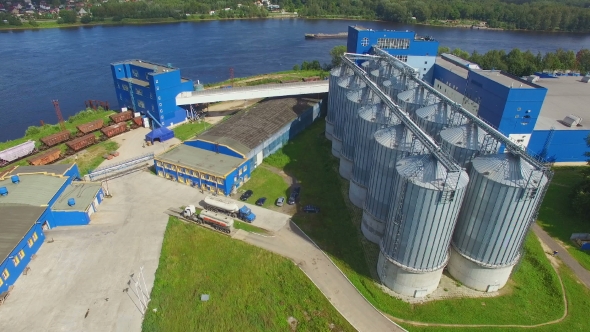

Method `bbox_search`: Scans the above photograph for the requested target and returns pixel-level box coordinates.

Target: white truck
[182,205,234,233]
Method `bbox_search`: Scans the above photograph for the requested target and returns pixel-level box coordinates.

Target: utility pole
[52,100,66,131]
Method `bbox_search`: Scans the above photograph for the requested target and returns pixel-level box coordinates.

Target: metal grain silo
[397,87,439,116]
[339,89,381,180]
[415,103,467,139]
[362,125,426,244]
[326,66,352,140]
[448,153,549,292]
[330,76,366,158]
[440,123,500,168]
[389,73,415,101]
[349,103,400,209]
[369,62,394,87]
[378,155,469,297]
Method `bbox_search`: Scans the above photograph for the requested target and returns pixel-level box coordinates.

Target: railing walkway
[86,153,154,181]
[176,81,329,105]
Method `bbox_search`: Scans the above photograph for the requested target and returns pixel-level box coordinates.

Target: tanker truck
[183,205,233,233]
[203,196,256,222]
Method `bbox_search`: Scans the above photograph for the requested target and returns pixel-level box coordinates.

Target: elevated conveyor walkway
[176,81,328,105]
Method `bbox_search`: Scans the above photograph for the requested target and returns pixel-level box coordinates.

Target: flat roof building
[155,94,326,196]
[0,164,105,295]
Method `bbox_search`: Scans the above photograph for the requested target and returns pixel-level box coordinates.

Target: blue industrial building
[154,95,325,195]
[111,60,194,129]
[432,54,590,163]
[347,25,439,82]
[0,165,104,294]
[347,26,590,163]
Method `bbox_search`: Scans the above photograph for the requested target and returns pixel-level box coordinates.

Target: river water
[1,19,589,142]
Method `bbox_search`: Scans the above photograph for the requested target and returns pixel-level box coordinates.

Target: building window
[156,161,162,167]
[424,61,428,64]
[377,38,409,49]
[0,278,3,287]
[12,256,19,267]
[27,238,33,248]
[361,37,369,47]
[122,85,129,91]
[32,232,38,242]
[217,178,224,185]
[18,250,25,259]
[138,100,145,108]
[158,171,164,177]
[150,93,154,99]
[132,69,139,78]
[238,168,243,176]
[135,88,143,96]
[2,269,9,280]
[243,166,247,172]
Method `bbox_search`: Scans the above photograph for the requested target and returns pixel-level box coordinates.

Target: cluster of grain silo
[327,57,551,298]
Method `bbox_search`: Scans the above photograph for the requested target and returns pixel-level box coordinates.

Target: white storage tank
[378,155,469,297]
[349,103,400,208]
[448,153,549,292]
[362,125,426,244]
[339,89,381,180]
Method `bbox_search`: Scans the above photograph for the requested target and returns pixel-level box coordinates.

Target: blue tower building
[111,60,194,128]
[347,25,439,82]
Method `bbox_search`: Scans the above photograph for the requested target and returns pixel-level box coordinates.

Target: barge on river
[304,32,348,39]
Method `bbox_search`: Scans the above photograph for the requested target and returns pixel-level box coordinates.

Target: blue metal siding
[111,61,193,129]
[50,210,91,226]
[433,65,468,93]
[529,130,590,162]
[347,27,438,56]
[183,140,245,158]
[0,222,45,294]
[499,88,547,135]
[464,71,510,129]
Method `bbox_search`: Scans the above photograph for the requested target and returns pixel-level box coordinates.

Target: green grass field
[537,167,590,271]
[172,121,212,141]
[239,167,291,209]
[142,217,354,332]
[261,119,582,327]
[59,140,119,175]
[234,220,270,235]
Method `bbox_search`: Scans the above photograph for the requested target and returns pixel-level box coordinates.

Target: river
[1,19,589,142]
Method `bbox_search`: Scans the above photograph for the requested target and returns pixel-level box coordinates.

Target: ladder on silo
[539,126,555,163]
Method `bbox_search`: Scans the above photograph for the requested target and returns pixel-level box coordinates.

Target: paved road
[235,223,405,332]
[532,223,590,289]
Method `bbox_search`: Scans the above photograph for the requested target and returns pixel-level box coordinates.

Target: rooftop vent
[68,198,76,206]
[562,115,583,127]
[0,187,7,196]
[11,175,20,184]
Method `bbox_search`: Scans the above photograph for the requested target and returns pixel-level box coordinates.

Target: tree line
[439,46,590,77]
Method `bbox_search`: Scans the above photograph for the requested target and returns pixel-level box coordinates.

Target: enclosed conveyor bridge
[176,81,328,105]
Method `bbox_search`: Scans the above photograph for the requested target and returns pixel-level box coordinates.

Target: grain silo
[362,126,426,244]
[339,89,381,180]
[389,73,415,102]
[326,66,352,140]
[448,153,549,292]
[414,103,467,139]
[440,123,500,168]
[349,103,400,208]
[369,62,395,87]
[378,154,469,297]
[330,76,366,158]
[397,87,439,116]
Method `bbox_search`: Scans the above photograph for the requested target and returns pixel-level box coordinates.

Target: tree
[576,49,590,74]
[451,48,470,60]
[571,136,590,218]
[292,64,300,71]
[330,45,347,68]
[58,10,77,24]
[80,15,92,24]
[438,46,450,55]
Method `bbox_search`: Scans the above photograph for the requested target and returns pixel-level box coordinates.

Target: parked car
[302,205,320,213]
[240,190,253,201]
[276,197,285,207]
[255,197,267,206]
[288,187,301,205]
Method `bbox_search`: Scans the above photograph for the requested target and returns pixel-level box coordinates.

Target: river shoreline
[1,16,587,34]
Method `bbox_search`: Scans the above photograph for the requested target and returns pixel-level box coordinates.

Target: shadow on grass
[537,167,590,269]
[265,118,375,281]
